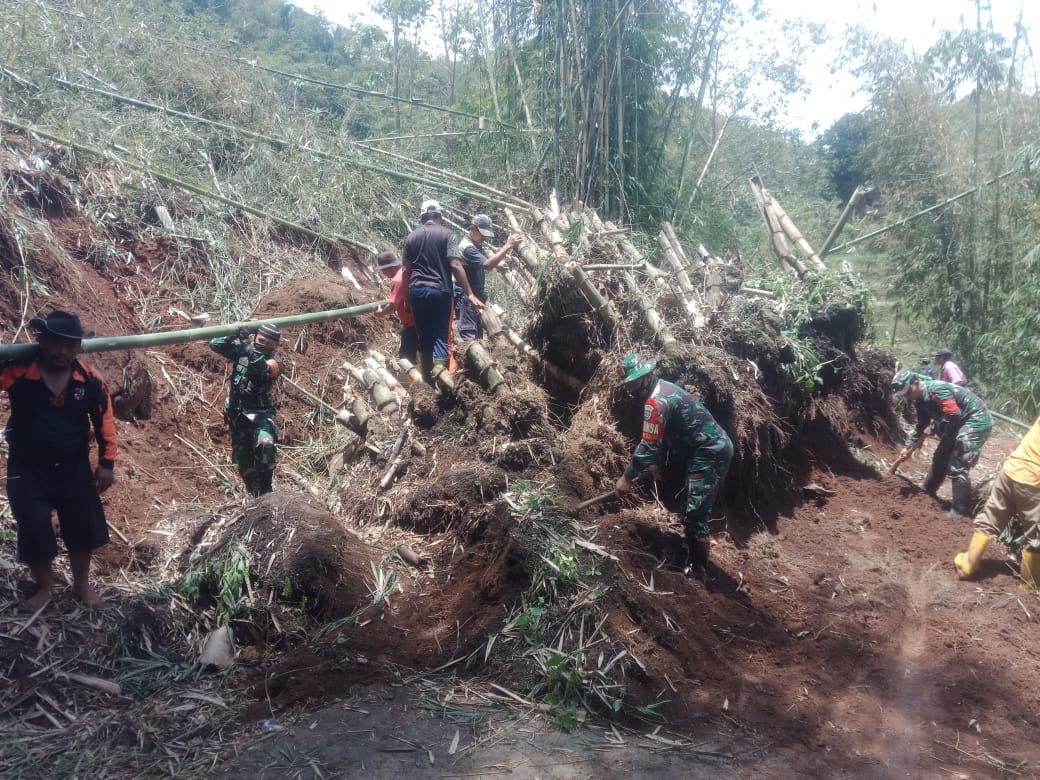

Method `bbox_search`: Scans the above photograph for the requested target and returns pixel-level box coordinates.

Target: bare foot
[22,588,53,611]
[72,585,106,608]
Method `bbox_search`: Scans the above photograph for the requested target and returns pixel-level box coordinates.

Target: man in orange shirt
[375,251,417,365]
[954,416,1040,589]
[1,311,117,609]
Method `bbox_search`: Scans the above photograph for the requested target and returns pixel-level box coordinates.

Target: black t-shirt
[458,236,487,299]
[403,222,461,294]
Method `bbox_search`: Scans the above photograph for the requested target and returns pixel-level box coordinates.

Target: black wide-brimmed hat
[30,310,95,340]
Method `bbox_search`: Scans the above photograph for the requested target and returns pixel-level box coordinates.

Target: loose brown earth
[1,142,1038,779]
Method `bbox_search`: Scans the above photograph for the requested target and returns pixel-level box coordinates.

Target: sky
[292,0,1036,137]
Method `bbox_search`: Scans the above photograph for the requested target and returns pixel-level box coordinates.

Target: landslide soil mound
[2,132,1038,780]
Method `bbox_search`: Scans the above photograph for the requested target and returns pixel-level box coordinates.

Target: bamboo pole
[768,195,827,272]
[364,355,404,393]
[826,168,1017,254]
[346,364,399,414]
[661,221,693,267]
[504,209,544,275]
[750,177,808,279]
[0,115,377,255]
[0,302,387,362]
[378,416,412,491]
[281,376,354,429]
[394,358,424,386]
[819,186,865,259]
[554,229,620,338]
[621,271,680,356]
[655,231,696,295]
[464,342,507,393]
[487,305,584,392]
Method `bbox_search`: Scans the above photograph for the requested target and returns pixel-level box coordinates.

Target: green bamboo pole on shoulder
[0,301,387,362]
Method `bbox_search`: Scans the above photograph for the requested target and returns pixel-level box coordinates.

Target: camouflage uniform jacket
[209,336,283,416]
[624,379,727,479]
[907,378,989,447]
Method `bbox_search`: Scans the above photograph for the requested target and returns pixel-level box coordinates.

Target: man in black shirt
[402,200,484,382]
[454,214,522,340]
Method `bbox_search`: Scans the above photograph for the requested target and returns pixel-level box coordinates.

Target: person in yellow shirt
[954,416,1040,589]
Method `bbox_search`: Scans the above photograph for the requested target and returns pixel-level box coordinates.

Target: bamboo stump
[465,342,507,393]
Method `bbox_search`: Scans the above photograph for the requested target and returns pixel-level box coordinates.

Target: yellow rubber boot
[1020,549,1040,591]
[953,532,992,579]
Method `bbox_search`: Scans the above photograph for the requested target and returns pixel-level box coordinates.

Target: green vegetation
[179,532,252,623]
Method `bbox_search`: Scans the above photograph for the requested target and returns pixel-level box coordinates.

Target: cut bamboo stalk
[655,231,696,296]
[346,365,398,414]
[347,397,373,435]
[0,302,388,362]
[430,364,455,394]
[282,376,354,429]
[750,176,808,279]
[394,358,424,386]
[740,286,777,300]
[819,186,865,259]
[480,306,513,351]
[661,221,693,267]
[378,416,411,491]
[621,271,680,355]
[464,342,507,393]
[365,355,404,393]
[768,196,827,271]
[504,208,544,275]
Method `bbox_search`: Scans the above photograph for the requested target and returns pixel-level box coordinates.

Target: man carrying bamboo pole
[210,323,284,496]
[614,354,734,579]
[1,311,117,609]
[890,369,992,517]
[454,214,522,340]
[402,200,484,382]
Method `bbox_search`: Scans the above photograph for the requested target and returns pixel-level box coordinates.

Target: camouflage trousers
[228,410,278,496]
[682,432,735,543]
[923,412,992,516]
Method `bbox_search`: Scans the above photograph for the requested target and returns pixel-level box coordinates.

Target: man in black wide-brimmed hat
[0,310,117,609]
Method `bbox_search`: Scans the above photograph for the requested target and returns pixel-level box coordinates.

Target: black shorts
[7,456,109,563]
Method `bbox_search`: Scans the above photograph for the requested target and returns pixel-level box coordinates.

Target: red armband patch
[641,402,664,442]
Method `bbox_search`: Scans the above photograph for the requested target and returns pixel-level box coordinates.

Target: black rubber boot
[256,470,274,495]
[951,478,973,517]
[419,351,434,384]
[922,436,956,495]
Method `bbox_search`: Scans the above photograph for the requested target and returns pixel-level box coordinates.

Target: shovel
[575,489,618,511]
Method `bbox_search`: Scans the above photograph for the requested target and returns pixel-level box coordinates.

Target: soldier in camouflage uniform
[210,323,284,496]
[615,354,734,577]
[891,369,992,517]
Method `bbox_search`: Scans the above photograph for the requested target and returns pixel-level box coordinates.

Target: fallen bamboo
[394,358,424,386]
[282,376,354,429]
[621,271,680,356]
[656,230,697,296]
[488,305,583,392]
[504,208,544,275]
[750,176,809,279]
[0,114,377,255]
[661,221,694,267]
[0,302,387,362]
[346,364,399,414]
[365,355,404,393]
[555,230,620,338]
[769,196,827,271]
[819,186,865,259]
[828,168,1018,255]
[464,342,507,393]
[378,416,412,491]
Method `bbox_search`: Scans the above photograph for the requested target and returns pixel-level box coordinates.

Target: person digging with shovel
[614,354,733,579]
[890,369,992,517]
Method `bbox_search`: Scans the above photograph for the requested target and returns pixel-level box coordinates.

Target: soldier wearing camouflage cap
[210,323,284,496]
[615,354,734,579]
